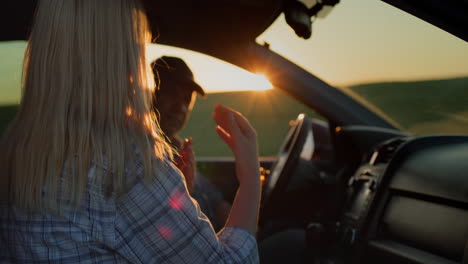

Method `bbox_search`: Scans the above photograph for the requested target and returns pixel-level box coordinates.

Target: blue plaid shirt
[0,159,258,263]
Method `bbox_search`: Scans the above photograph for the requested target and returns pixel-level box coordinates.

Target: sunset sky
[1,0,467,104]
[256,0,468,86]
[146,0,467,92]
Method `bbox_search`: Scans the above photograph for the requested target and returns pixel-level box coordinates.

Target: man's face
[155,82,196,137]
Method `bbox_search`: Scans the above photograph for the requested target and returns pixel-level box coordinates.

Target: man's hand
[175,138,196,194]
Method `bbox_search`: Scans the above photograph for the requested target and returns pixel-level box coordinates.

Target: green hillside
[0,41,25,105]
[349,77,468,134]
[0,105,18,135]
[0,89,319,157]
[179,89,320,157]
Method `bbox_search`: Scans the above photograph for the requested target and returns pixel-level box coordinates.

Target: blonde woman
[0,0,261,263]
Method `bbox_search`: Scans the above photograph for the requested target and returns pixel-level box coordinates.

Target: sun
[231,72,273,92]
[147,44,274,93]
[251,74,273,91]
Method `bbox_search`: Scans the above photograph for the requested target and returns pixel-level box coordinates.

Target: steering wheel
[261,113,312,216]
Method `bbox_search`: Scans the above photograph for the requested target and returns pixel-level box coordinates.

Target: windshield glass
[1,0,467,157]
[0,41,316,158]
[256,0,468,135]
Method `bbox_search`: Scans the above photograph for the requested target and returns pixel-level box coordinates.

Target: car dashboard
[333,130,468,264]
[260,118,468,264]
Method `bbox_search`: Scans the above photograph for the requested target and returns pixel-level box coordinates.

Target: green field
[348,77,468,135]
[0,89,318,157]
[182,77,468,156]
[1,77,468,157]
[0,41,25,105]
[0,105,17,136]
[179,89,320,157]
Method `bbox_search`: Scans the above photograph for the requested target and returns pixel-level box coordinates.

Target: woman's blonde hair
[0,0,173,211]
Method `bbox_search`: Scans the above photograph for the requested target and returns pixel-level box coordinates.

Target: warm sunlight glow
[252,74,273,91]
[223,72,273,92]
[260,175,266,185]
[256,2,468,86]
[147,44,274,93]
[125,106,133,117]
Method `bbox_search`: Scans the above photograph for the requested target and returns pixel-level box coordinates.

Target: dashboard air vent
[369,138,406,165]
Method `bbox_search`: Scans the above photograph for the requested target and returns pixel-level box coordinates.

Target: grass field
[180,77,468,156]
[179,89,320,157]
[1,77,467,157]
[348,77,468,134]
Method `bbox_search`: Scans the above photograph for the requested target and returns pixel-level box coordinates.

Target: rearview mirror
[284,0,340,39]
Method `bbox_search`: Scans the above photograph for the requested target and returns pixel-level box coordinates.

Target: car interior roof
[0,0,282,58]
[1,0,466,53]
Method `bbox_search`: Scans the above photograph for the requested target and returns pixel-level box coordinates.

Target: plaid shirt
[0,159,258,263]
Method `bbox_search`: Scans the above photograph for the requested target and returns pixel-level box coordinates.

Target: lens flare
[251,73,273,91]
[169,189,186,210]
[157,225,173,240]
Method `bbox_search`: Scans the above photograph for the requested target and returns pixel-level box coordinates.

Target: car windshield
[256,0,468,135]
[1,0,467,158]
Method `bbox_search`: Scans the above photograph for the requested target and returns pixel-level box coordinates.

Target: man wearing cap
[151,56,230,230]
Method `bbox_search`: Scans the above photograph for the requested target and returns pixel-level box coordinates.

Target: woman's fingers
[233,112,256,139]
[213,104,258,158]
[215,125,234,149]
[213,104,259,186]
[213,104,241,138]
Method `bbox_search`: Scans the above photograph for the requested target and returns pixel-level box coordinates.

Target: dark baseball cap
[151,56,206,97]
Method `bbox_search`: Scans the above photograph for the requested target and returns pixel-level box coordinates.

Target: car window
[0,41,25,105]
[256,0,468,135]
[0,41,26,133]
[148,44,326,157]
[0,42,325,157]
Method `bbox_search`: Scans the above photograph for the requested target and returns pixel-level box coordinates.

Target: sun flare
[147,44,275,93]
[230,72,273,92]
[251,74,273,91]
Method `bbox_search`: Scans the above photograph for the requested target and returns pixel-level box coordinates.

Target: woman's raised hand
[213,104,259,186]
